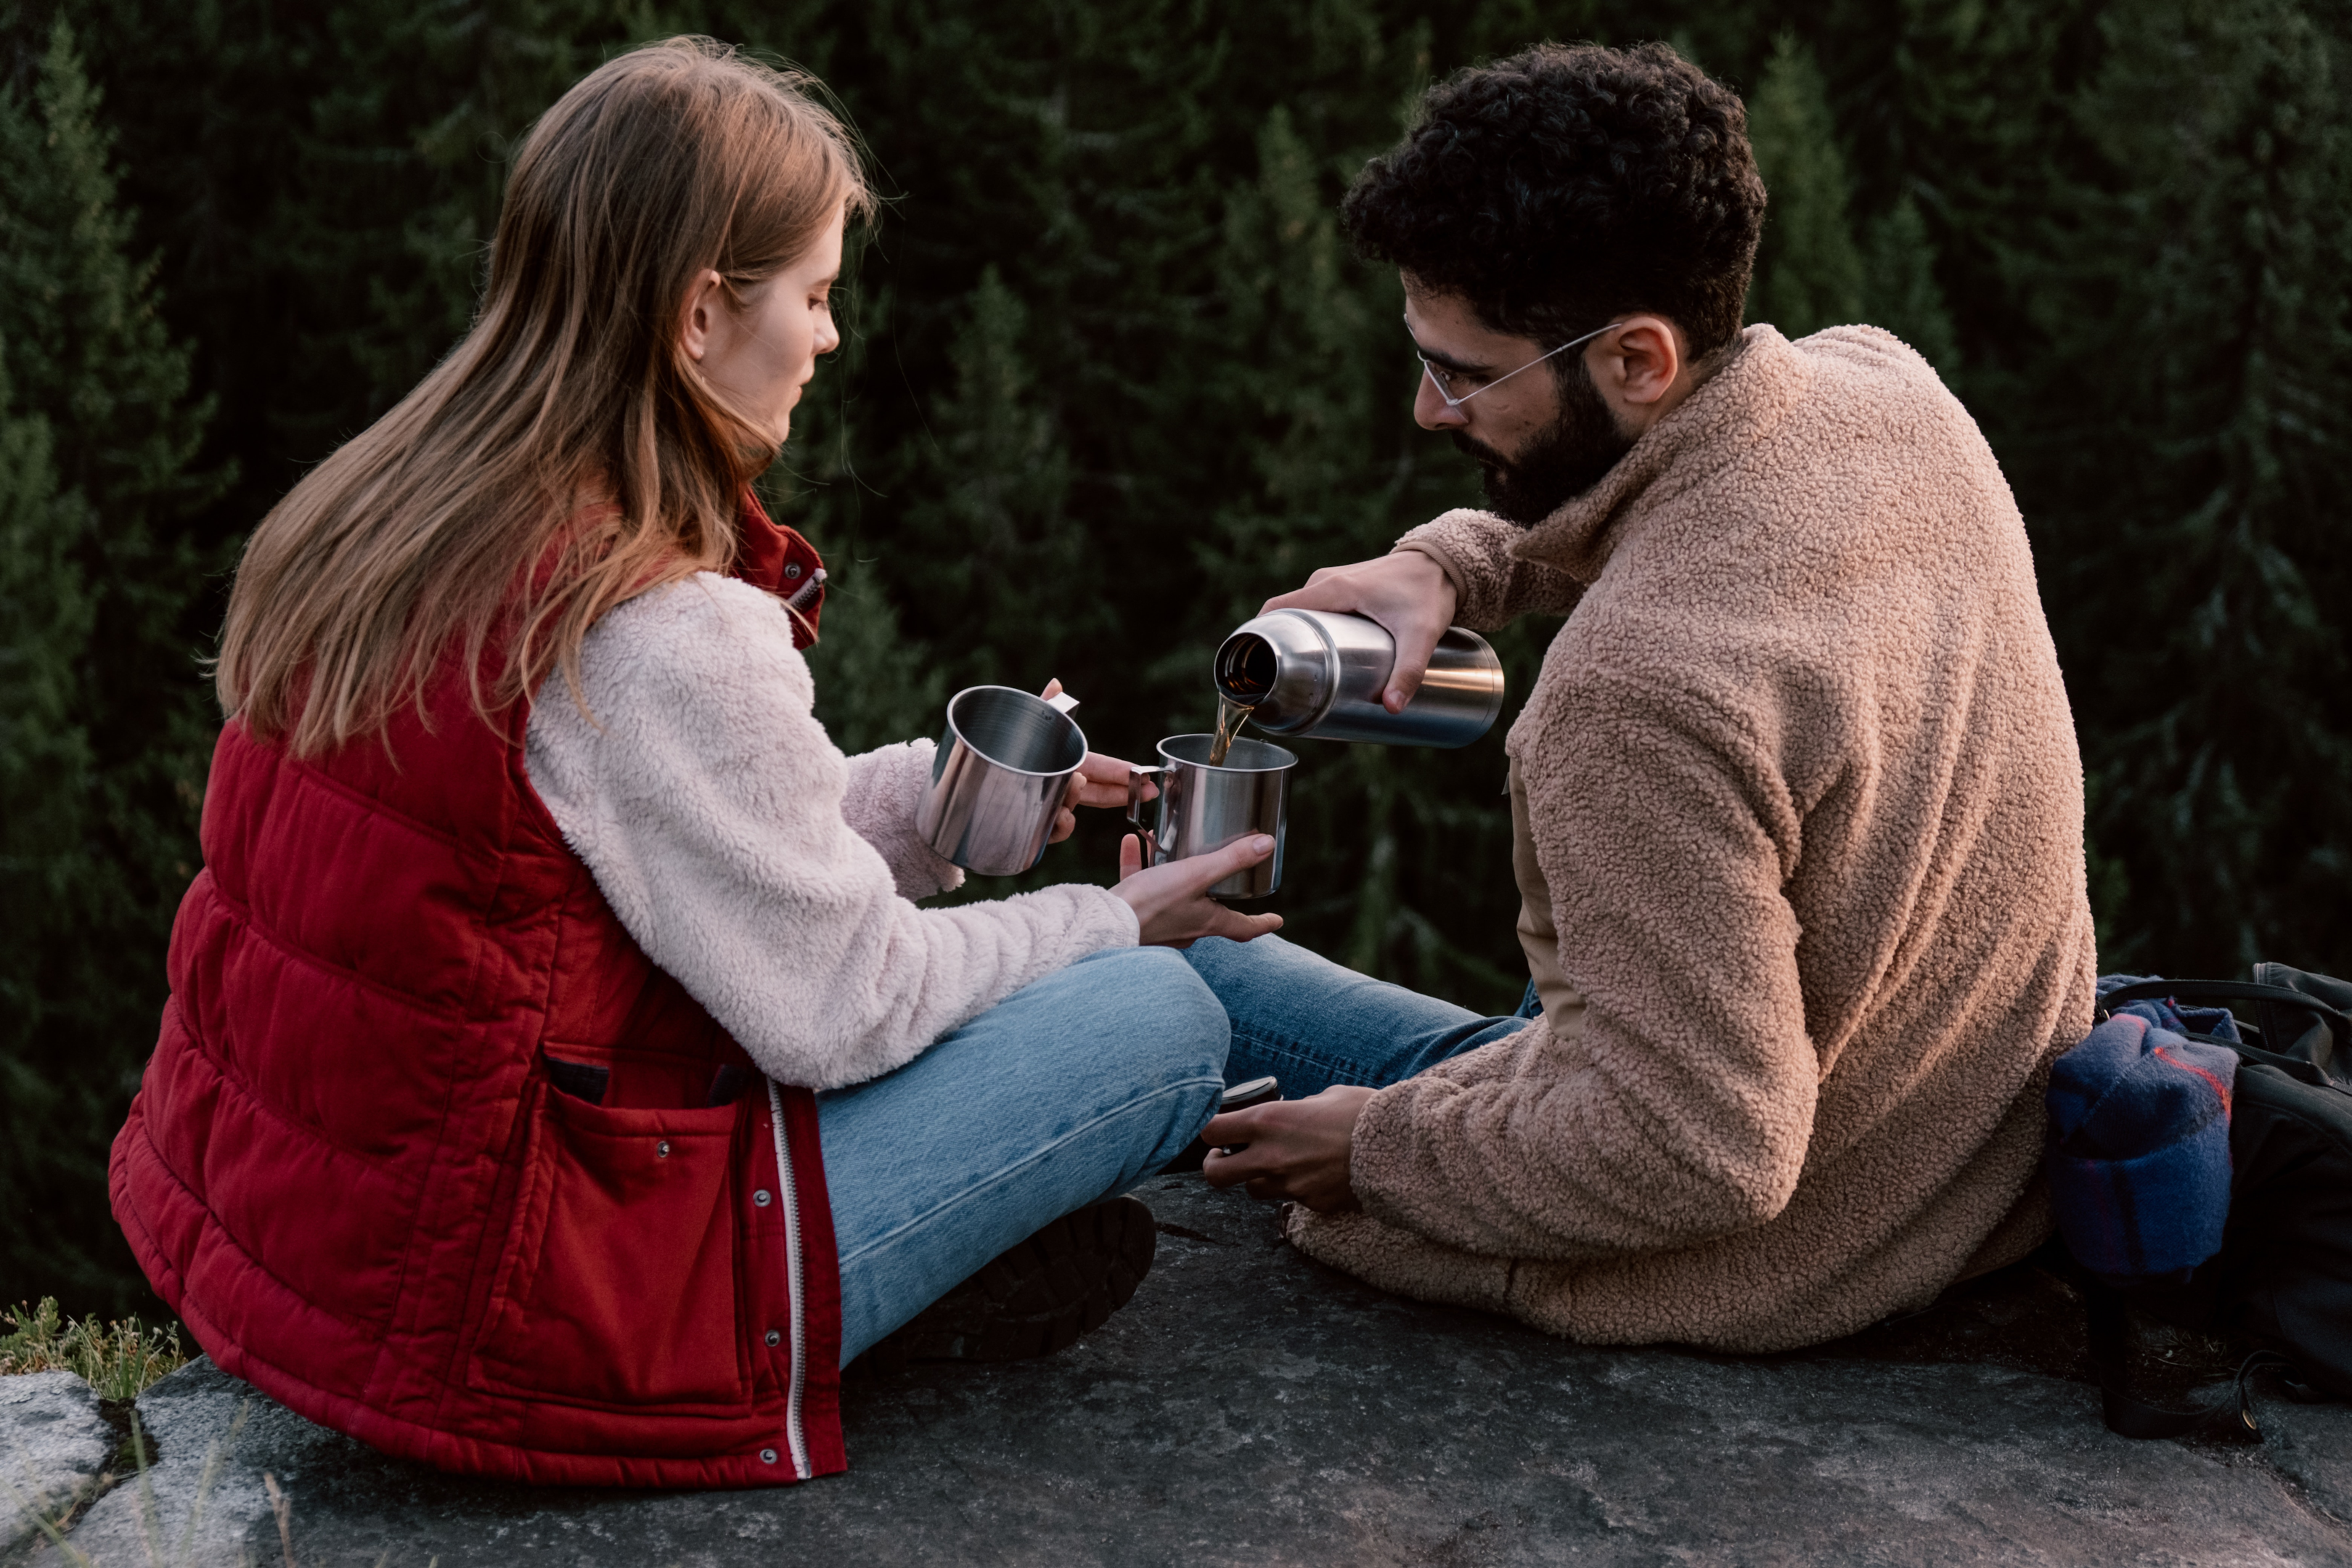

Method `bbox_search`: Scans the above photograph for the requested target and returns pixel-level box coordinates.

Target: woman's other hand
[1113,833,1282,948]
[1039,679,1154,845]
[1049,753,1150,843]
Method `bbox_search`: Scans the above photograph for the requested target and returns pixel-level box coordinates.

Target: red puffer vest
[111,497,846,1487]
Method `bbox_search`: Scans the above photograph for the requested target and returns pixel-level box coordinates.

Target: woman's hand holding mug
[1051,753,1151,844]
[1114,833,1283,948]
[1040,678,1156,846]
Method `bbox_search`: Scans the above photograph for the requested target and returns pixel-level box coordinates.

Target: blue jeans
[817,946,1228,1365]
[1180,934,1535,1095]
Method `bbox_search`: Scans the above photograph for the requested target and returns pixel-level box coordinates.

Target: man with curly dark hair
[1339,40,1765,526]
[1185,42,2096,1356]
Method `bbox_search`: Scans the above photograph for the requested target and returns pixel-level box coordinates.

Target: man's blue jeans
[1180,934,1535,1095]
[817,946,1228,1365]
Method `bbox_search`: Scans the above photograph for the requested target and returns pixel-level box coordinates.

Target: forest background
[4,0,2349,1319]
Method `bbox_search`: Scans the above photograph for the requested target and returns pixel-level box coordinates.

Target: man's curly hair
[1342,41,1765,359]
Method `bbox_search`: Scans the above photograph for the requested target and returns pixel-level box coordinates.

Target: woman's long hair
[216,37,870,755]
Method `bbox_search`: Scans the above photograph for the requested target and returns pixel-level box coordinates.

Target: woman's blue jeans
[816,945,1228,1365]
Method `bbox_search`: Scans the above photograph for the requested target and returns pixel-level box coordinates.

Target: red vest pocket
[467,1077,754,1413]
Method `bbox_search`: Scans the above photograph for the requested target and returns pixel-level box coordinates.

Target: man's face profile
[1449,364,1636,525]
[1405,285,1638,526]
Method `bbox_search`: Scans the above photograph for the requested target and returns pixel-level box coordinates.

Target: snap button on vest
[754,1189,772,1207]
[656,1140,671,1159]
[764,1329,781,1347]
[760,1447,779,1464]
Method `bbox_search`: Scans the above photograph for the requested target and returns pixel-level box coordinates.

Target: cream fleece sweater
[523,571,1138,1091]
[1289,324,2098,1352]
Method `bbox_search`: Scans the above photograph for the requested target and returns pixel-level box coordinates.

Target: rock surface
[0,1372,114,1555]
[2252,1392,2352,1529]
[31,1180,2352,1565]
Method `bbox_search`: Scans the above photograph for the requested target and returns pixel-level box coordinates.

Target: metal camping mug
[915,685,1089,876]
[1124,734,1297,900]
[1212,608,1505,748]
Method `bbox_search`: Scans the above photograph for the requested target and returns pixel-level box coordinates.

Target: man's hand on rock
[1260,552,1458,713]
[1199,1085,1376,1212]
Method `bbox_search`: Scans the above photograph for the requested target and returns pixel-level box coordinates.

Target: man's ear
[677,268,726,364]
[1589,314,1686,412]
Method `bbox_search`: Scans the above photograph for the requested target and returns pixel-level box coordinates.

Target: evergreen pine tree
[799,563,950,760]
[891,265,1089,693]
[1746,32,1864,338]
[788,271,951,761]
[0,18,221,1312]
[0,356,89,1275]
[1797,0,2091,362]
[2019,0,2352,973]
[1861,195,1961,375]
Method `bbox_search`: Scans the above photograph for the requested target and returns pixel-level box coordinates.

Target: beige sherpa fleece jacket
[1291,324,2098,1353]
[523,572,1138,1090]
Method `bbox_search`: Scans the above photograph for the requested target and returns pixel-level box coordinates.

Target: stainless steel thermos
[1212,609,1504,748]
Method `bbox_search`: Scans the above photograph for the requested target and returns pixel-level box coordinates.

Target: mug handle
[1125,766,1162,869]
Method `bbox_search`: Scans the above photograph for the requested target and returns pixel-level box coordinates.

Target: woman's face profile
[679,202,848,446]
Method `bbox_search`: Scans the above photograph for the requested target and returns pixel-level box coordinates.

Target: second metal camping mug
[1124,734,1297,900]
[915,685,1089,876]
[1212,608,1505,747]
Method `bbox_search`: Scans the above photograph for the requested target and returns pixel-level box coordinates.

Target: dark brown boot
[845,1194,1157,1377]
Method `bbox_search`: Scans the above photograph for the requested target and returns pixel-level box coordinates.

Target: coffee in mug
[1125,734,1296,900]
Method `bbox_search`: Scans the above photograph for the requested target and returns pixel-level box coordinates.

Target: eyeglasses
[1415,319,1627,409]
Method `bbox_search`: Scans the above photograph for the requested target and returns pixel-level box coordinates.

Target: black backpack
[2072,963,2352,1438]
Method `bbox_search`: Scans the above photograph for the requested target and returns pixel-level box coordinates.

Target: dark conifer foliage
[2004,0,2352,973]
[5,0,2352,1312]
[0,18,222,1312]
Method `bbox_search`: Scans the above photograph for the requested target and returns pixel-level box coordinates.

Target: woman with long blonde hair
[112,37,1275,1487]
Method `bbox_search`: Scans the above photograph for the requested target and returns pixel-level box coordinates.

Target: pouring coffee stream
[1204,619,1285,764]
[1207,695,1251,767]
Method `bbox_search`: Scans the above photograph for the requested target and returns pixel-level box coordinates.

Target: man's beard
[1452,361,1636,526]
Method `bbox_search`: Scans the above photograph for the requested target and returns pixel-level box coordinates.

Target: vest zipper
[764,1079,811,1479]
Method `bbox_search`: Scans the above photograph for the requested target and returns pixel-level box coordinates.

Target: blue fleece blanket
[2045,978,2238,1281]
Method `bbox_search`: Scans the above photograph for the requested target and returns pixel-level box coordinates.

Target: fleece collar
[1507,324,1810,584]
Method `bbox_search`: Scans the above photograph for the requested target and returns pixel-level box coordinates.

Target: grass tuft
[1,1297,187,1400]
